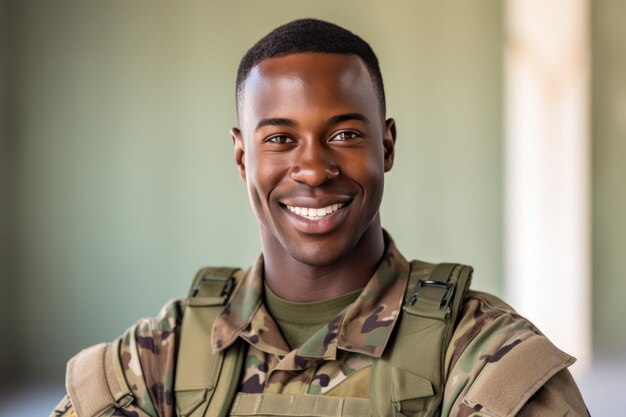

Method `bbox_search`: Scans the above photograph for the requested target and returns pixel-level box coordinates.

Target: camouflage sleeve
[50,299,185,417]
[442,291,589,417]
[117,298,184,417]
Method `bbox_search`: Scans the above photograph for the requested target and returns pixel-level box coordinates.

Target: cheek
[348,152,385,191]
[245,153,285,210]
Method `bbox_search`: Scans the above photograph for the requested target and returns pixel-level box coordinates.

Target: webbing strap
[371,261,473,417]
[175,267,245,417]
[229,393,370,417]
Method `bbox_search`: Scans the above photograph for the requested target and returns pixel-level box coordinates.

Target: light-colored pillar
[504,0,591,375]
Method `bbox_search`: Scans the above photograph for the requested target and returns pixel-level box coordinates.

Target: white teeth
[286,202,346,220]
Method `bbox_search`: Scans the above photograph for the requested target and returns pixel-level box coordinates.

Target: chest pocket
[229,393,370,417]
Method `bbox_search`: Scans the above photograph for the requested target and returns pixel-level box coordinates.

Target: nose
[289,142,339,187]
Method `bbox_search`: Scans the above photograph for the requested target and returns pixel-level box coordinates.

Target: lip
[280,198,353,235]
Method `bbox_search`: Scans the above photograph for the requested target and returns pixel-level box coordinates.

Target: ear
[383,118,396,172]
[231,127,246,182]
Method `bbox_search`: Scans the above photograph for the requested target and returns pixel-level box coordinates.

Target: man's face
[232,53,395,266]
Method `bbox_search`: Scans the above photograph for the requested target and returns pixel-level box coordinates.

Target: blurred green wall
[3,1,504,382]
[592,0,626,353]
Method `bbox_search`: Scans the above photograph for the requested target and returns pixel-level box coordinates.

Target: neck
[261,220,385,302]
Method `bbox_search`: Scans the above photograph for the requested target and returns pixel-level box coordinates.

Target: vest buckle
[407,280,455,311]
[187,267,239,306]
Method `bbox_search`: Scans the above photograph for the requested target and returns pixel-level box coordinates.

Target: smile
[285,203,346,220]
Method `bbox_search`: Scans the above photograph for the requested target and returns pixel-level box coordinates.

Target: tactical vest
[175,261,472,417]
[65,261,472,417]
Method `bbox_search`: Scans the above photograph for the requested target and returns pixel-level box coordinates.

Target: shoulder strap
[371,261,473,417]
[174,267,247,417]
[66,341,133,417]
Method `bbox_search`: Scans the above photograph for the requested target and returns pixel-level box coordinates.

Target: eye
[267,135,295,144]
[331,131,360,141]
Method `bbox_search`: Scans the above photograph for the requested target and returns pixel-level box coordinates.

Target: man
[52,18,589,417]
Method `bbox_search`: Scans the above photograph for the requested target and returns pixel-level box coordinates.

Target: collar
[211,231,411,359]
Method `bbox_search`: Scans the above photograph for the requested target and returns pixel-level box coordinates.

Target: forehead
[238,53,380,123]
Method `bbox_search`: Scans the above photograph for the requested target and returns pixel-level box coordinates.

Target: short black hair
[236,18,386,116]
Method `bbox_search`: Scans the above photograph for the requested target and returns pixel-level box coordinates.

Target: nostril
[327,165,340,178]
[290,163,339,186]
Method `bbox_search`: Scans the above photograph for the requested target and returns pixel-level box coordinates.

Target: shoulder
[442,291,587,417]
[58,298,186,417]
[447,290,538,370]
[119,296,185,362]
[118,298,185,412]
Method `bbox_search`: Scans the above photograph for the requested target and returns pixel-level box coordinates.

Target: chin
[286,238,354,267]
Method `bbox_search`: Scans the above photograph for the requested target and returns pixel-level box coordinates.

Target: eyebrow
[255,118,296,131]
[255,113,369,131]
[327,113,370,125]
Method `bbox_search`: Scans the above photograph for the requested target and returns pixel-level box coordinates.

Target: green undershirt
[264,283,363,350]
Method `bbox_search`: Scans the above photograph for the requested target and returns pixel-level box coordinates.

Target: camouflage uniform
[52,234,588,417]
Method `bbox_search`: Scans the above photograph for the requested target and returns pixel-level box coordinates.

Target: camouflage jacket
[52,235,589,417]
